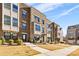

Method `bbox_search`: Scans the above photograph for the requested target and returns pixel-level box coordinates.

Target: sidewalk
[24,43,51,53]
[24,42,79,56]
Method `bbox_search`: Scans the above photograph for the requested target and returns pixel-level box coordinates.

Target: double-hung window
[4,15,11,25]
[46,23,49,28]
[22,10,27,19]
[22,23,27,30]
[4,3,11,10]
[34,16,40,22]
[42,27,44,33]
[13,4,18,12]
[42,20,44,24]
[12,18,18,27]
[35,24,40,31]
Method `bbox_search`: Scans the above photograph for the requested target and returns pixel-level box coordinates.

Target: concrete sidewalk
[35,46,79,56]
[24,43,79,56]
[24,43,51,53]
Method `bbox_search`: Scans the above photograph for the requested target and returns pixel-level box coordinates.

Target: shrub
[29,39,33,43]
[28,39,31,42]
[2,38,5,45]
[17,39,23,45]
[40,40,42,43]
[33,39,37,44]
[9,39,14,45]
[50,42,53,44]
[5,39,9,43]
[0,39,2,45]
[14,39,18,43]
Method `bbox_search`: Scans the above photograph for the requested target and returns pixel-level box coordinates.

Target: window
[13,4,18,12]
[12,33,18,39]
[47,28,51,33]
[42,27,44,33]
[12,18,18,27]
[22,23,27,30]
[34,16,40,22]
[60,28,62,30]
[42,20,44,24]
[22,10,27,19]
[4,15,11,25]
[31,22,34,25]
[4,32,11,39]
[35,24,40,31]
[46,23,49,28]
[4,3,11,10]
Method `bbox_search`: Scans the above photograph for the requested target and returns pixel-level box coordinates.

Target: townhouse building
[60,28,63,43]
[0,3,63,44]
[30,7,47,43]
[67,24,79,44]
[49,22,58,43]
[0,3,19,40]
[19,3,30,42]
[48,22,63,43]
[57,27,63,43]
[46,19,52,43]
[19,3,47,43]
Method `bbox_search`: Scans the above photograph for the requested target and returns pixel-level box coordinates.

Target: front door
[22,34,27,42]
[43,36,44,42]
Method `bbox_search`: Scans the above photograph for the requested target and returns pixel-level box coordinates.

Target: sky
[28,3,79,36]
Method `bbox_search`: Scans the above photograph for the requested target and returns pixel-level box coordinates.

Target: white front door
[23,35,26,40]
[22,34,28,42]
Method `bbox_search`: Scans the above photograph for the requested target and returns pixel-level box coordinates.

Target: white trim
[2,3,4,30]
[11,3,12,31]
[11,3,19,32]
[2,3,11,31]
[34,23,42,35]
[18,3,19,32]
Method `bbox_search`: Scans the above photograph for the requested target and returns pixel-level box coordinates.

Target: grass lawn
[0,45,40,56]
[68,49,79,56]
[37,44,70,51]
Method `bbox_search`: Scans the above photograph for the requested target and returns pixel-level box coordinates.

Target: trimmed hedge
[5,39,9,43]
[14,39,23,45]
[14,39,18,43]
[0,38,23,45]
[29,39,33,43]
[0,39,2,45]
[2,38,5,45]
[17,39,23,45]
[9,39,14,45]
[0,38,5,45]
